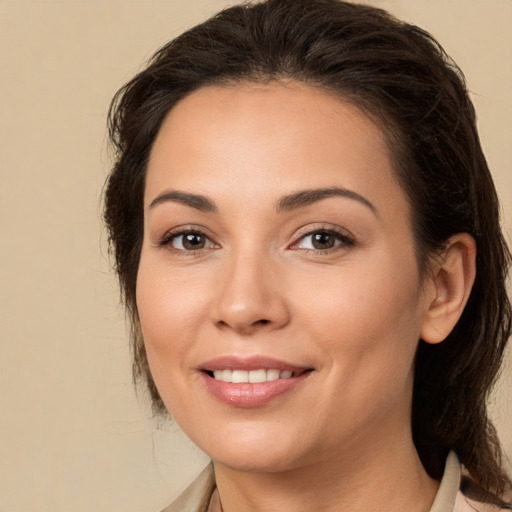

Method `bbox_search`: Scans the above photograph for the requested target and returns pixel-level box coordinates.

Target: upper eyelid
[160,224,215,239]
[292,224,355,241]
[155,223,355,248]
[157,229,220,255]
[174,232,216,248]
[155,226,217,249]
[287,230,355,255]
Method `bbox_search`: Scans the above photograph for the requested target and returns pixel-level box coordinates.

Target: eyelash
[157,227,217,254]
[157,226,355,255]
[290,226,355,254]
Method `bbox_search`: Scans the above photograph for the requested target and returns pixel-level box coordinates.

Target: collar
[162,451,462,512]
[430,451,461,512]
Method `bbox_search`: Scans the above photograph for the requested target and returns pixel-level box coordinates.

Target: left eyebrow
[276,186,378,216]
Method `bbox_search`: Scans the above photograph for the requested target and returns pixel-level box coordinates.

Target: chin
[210,445,304,473]
[188,421,316,473]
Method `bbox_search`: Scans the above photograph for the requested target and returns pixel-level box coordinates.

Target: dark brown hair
[104,0,511,501]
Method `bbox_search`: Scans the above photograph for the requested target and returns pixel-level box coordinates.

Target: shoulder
[160,464,216,512]
[454,474,512,512]
[431,451,511,512]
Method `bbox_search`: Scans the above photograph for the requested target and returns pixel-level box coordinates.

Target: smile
[211,369,306,383]
[200,357,314,407]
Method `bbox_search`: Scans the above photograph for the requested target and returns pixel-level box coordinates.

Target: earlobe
[420,233,476,344]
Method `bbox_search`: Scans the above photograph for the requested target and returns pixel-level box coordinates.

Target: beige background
[0,1,510,511]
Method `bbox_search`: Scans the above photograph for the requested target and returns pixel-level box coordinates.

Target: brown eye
[311,232,336,249]
[293,228,354,252]
[171,232,212,251]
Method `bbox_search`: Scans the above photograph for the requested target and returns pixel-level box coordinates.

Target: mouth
[205,368,310,383]
[199,356,314,407]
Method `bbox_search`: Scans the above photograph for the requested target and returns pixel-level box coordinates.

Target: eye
[292,228,354,251]
[160,230,217,251]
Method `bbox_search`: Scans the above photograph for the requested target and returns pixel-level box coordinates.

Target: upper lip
[200,355,312,372]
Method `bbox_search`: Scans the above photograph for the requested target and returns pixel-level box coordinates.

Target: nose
[211,250,290,335]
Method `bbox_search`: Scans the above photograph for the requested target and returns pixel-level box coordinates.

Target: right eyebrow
[148,189,217,212]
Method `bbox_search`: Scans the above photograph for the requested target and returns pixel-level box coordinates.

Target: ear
[420,233,476,344]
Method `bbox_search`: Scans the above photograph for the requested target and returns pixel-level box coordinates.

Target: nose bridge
[212,240,288,333]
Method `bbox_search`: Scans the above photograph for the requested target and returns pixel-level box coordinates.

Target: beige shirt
[161,452,508,512]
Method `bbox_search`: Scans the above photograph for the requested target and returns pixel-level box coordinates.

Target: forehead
[145,82,407,222]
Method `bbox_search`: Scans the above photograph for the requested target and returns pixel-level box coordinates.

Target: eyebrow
[276,187,378,215]
[148,186,377,216]
[149,190,217,212]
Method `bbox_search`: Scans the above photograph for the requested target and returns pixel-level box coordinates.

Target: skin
[137,82,475,512]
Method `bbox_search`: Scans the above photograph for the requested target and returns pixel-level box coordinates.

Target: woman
[104,0,512,510]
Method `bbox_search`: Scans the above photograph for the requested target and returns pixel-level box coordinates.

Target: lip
[201,355,310,372]
[199,356,313,408]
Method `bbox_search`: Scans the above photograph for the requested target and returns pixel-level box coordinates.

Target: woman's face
[137,82,434,472]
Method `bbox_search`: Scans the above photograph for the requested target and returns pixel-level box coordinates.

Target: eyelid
[154,223,355,254]
[156,225,219,251]
[289,224,355,251]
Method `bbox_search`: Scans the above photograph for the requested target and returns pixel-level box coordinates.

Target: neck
[212,427,439,512]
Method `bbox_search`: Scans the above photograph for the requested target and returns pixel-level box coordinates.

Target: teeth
[212,369,299,383]
[232,370,249,383]
[248,369,267,383]
[266,369,280,381]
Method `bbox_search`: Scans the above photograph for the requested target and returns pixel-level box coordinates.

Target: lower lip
[201,371,311,408]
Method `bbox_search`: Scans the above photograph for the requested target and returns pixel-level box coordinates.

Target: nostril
[215,317,274,334]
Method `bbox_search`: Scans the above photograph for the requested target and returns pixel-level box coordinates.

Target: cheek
[302,254,424,389]
[136,270,203,422]
[137,257,208,340]
[135,255,210,394]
